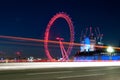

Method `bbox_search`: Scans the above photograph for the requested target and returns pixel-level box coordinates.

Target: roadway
[0,66,120,80]
[0,62,120,80]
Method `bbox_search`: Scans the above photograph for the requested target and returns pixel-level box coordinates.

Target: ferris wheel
[44,12,74,61]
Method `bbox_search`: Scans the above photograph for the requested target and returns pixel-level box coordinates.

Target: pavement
[0,62,120,80]
[0,66,120,80]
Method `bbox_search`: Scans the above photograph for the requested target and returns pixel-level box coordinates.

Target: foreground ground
[0,66,120,80]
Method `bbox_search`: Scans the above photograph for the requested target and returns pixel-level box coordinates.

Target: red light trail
[0,35,120,50]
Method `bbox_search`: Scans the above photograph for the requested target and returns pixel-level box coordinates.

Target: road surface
[0,66,120,80]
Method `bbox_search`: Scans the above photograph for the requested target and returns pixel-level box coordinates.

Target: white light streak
[57,73,105,79]
[26,71,73,75]
[0,62,120,70]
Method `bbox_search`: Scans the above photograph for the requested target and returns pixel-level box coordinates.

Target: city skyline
[0,0,120,58]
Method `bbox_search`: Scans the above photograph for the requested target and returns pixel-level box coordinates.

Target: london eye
[44,12,74,61]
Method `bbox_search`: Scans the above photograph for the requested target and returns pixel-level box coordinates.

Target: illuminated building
[74,27,120,61]
[80,27,103,52]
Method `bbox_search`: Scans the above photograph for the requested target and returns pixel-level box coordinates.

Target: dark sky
[0,0,120,46]
[0,0,120,58]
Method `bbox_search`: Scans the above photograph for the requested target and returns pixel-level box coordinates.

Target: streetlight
[106,46,114,60]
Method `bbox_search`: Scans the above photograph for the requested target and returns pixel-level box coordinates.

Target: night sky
[0,0,120,58]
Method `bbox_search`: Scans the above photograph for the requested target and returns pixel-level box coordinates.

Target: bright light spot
[107,46,114,53]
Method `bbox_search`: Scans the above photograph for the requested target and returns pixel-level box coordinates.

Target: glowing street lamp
[107,46,114,53]
[106,46,114,60]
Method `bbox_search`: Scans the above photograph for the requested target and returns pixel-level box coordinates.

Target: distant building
[80,27,103,52]
[74,27,120,61]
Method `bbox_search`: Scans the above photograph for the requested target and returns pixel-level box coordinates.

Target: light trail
[0,41,43,47]
[57,73,105,79]
[0,41,62,48]
[26,71,73,75]
[0,35,120,50]
[0,62,120,70]
[0,40,79,50]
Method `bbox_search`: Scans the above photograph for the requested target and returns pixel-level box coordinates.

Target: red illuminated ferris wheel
[44,12,74,61]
